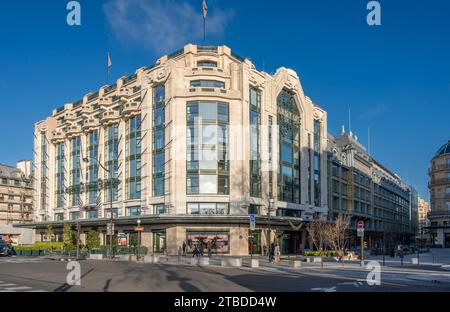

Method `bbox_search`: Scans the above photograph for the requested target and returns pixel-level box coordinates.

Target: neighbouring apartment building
[418,196,430,233]
[327,128,416,249]
[428,141,450,248]
[24,45,329,256]
[0,161,34,244]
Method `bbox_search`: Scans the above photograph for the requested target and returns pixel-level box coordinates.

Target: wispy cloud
[358,103,388,120]
[103,0,233,54]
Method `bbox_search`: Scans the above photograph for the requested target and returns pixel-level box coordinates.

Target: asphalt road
[1,257,450,292]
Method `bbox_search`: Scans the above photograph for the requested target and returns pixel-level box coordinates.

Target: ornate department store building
[27,45,329,255]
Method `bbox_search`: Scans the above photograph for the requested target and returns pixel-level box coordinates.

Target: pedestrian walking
[192,245,198,258]
[269,242,275,263]
[182,241,187,256]
[274,244,280,263]
[207,242,212,257]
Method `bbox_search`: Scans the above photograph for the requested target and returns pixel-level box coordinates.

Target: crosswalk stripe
[4,286,32,291]
[0,283,16,287]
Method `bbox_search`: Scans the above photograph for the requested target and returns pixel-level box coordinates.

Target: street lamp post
[83,156,114,260]
[137,219,141,261]
[268,199,274,245]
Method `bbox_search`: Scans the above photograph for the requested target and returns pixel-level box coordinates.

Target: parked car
[0,239,13,257]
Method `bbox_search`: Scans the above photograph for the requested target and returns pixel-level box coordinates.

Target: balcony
[428,210,450,219]
[82,117,100,130]
[51,129,65,142]
[101,109,120,124]
[121,99,140,116]
[119,87,134,98]
[66,124,82,136]
[431,193,450,201]
[99,96,113,108]
[429,164,450,174]
[65,111,76,122]
[81,105,93,116]
[429,178,450,187]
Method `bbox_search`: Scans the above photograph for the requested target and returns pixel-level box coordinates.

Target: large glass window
[104,124,119,202]
[186,102,229,195]
[55,142,65,208]
[87,130,99,205]
[153,85,165,197]
[126,206,141,217]
[314,120,321,206]
[190,80,225,89]
[277,89,301,204]
[154,204,165,215]
[197,60,217,68]
[40,133,48,212]
[70,136,81,207]
[187,203,229,215]
[126,116,142,200]
[250,87,262,198]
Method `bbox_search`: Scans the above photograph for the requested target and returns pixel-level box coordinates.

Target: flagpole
[203,17,206,42]
[107,52,110,85]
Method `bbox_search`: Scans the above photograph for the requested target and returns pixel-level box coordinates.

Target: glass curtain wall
[250,87,262,198]
[126,116,142,200]
[87,130,99,205]
[313,120,321,206]
[277,89,301,204]
[70,136,81,206]
[186,101,229,195]
[55,142,65,208]
[153,85,165,197]
[104,124,119,202]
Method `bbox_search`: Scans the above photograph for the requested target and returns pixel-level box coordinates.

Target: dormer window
[197,60,217,68]
[191,80,225,89]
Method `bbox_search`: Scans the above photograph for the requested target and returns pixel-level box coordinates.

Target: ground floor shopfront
[428,226,450,248]
[16,215,310,256]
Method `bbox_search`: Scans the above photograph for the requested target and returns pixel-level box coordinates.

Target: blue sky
[0,0,449,200]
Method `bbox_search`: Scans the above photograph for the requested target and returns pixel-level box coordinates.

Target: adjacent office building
[428,141,450,247]
[26,45,329,256]
[327,129,416,248]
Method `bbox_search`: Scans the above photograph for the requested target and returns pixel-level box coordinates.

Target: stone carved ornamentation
[146,67,170,85]
[249,72,265,89]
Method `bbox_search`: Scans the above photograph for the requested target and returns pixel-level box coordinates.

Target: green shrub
[86,230,101,251]
[14,242,63,252]
[304,251,338,257]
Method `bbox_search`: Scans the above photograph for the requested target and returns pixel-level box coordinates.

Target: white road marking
[3,286,32,291]
[311,287,337,292]
[0,283,17,287]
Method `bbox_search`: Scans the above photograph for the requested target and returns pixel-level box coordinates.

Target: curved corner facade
[428,141,450,247]
[30,44,329,256]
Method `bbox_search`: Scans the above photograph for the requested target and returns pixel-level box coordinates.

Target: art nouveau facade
[29,44,328,255]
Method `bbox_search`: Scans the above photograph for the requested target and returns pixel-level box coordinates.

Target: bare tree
[326,214,351,262]
[306,219,329,256]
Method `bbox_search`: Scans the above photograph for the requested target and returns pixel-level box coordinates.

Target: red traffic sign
[357,221,364,229]
[135,227,144,232]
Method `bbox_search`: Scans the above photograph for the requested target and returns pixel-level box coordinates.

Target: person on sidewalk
[274,244,281,263]
[269,242,275,263]
[182,241,187,256]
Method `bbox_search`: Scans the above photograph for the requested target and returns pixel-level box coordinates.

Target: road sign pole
[361,235,364,267]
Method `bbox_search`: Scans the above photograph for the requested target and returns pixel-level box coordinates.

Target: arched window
[277,89,301,204]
